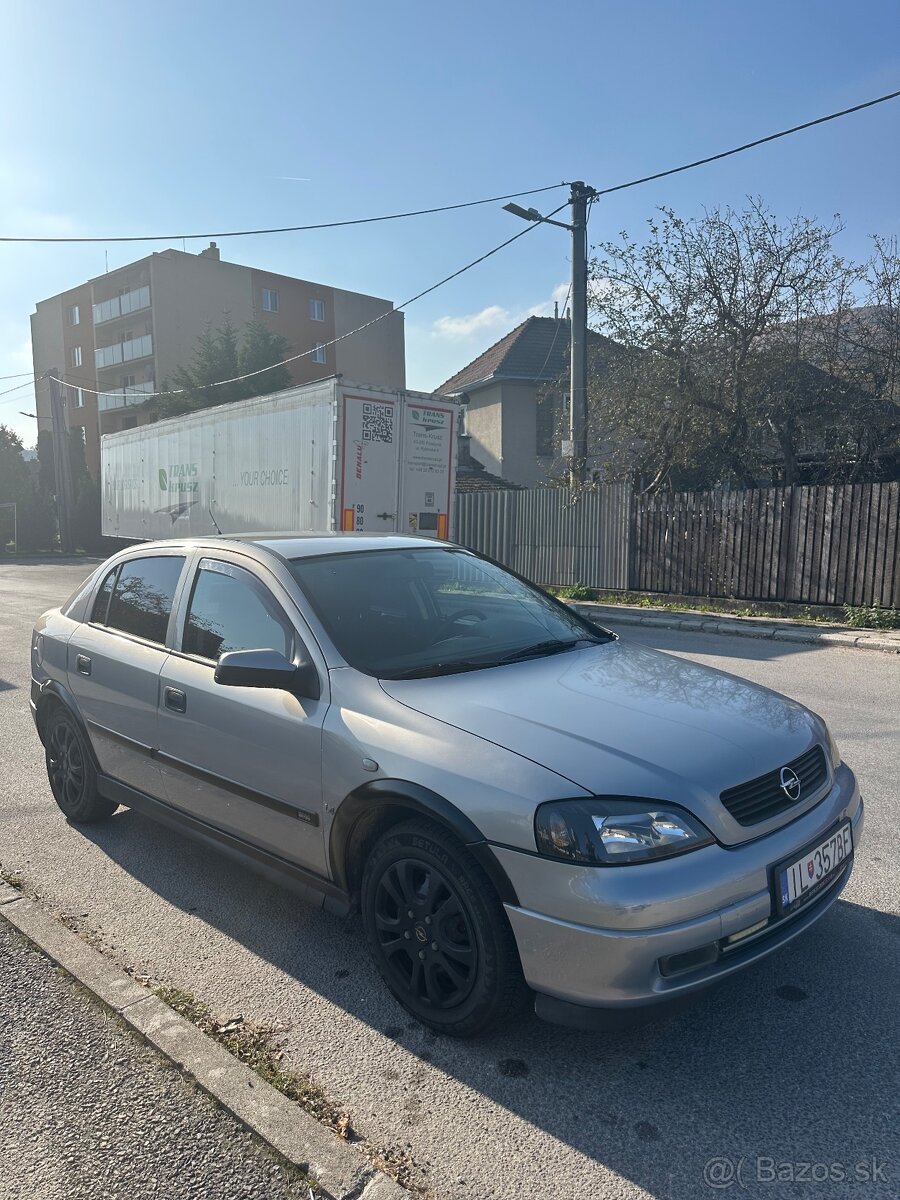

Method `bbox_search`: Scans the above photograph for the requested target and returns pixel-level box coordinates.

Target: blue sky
[1,0,898,447]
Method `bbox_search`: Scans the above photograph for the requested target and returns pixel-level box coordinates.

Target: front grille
[721,744,828,826]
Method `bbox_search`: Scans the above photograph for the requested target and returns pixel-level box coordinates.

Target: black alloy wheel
[373,856,478,1011]
[44,707,117,823]
[47,717,86,810]
[361,819,526,1037]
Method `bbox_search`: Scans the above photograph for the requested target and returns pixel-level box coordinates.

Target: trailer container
[101,379,460,541]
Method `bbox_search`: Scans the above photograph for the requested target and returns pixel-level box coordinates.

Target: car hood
[380,640,827,846]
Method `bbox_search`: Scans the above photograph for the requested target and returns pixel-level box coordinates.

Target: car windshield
[288,547,612,679]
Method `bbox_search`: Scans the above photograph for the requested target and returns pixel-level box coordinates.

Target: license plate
[775,822,853,915]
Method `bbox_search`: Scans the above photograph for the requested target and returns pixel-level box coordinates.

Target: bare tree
[587,200,870,490]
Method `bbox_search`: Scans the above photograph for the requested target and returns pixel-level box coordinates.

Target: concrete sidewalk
[0,886,405,1200]
[569,600,900,653]
[0,919,318,1200]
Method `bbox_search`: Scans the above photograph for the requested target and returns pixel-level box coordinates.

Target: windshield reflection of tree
[564,643,807,733]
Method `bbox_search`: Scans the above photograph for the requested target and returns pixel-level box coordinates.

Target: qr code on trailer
[362,403,394,442]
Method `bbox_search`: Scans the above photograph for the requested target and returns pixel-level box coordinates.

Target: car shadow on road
[82,809,900,1199]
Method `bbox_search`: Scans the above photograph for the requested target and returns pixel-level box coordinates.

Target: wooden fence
[630,483,900,608]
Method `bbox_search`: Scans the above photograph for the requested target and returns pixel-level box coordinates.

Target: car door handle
[75,654,92,676]
[164,687,187,714]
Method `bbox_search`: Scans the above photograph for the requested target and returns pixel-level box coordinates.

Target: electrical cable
[14,202,567,403]
[591,88,900,199]
[0,183,568,245]
[3,88,897,243]
[0,380,35,401]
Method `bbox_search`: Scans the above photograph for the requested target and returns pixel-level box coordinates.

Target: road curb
[568,602,900,653]
[0,886,407,1200]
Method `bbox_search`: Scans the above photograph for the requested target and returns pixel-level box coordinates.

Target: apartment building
[30,243,406,476]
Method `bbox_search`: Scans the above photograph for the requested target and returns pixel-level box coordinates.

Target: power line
[7,202,567,405]
[3,87,897,248]
[0,183,568,245]
[592,88,900,198]
[0,379,34,401]
[0,371,33,380]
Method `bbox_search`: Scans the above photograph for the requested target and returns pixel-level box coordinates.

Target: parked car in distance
[31,534,863,1036]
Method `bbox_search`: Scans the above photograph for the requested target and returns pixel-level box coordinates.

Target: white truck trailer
[100,379,460,542]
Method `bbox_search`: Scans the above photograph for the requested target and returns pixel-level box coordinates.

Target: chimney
[554,300,559,319]
[199,241,220,260]
[457,433,473,468]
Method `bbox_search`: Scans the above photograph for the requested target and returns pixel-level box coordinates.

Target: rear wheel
[361,819,526,1037]
[44,707,117,823]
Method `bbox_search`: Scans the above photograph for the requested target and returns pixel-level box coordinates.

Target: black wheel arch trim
[329,778,520,906]
[33,679,101,771]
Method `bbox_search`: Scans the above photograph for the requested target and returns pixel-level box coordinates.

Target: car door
[156,554,328,874]
[66,551,187,796]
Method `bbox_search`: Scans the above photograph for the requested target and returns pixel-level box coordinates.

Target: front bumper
[498,762,863,1020]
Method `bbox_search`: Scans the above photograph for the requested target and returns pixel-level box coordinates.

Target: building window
[536,391,555,457]
[262,287,279,312]
[309,298,325,322]
[312,342,326,364]
[67,304,80,326]
[72,387,85,408]
[71,345,82,368]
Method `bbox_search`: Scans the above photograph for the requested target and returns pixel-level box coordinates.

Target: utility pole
[47,370,75,554]
[503,180,596,487]
[568,181,591,487]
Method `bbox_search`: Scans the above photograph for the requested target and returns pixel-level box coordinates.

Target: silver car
[31,534,863,1036]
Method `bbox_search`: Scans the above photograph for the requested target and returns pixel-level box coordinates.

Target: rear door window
[105,556,185,644]
[182,561,293,662]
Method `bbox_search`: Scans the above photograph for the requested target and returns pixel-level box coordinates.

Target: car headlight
[534,798,714,866]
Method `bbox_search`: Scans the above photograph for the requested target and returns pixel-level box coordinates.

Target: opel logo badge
[780,766,802,801]
[414,925,428,943]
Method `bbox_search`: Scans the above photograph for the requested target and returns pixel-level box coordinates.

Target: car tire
[44,707,117,824]
[361,818,527,1037]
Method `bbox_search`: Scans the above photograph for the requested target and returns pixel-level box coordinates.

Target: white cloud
[430,281,574,343]
[431,304,511,340]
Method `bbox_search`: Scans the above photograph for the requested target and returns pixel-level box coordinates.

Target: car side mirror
[214,648,320,700]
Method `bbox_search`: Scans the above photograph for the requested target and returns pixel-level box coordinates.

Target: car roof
[245,532,449,559]
[129,531,453,564]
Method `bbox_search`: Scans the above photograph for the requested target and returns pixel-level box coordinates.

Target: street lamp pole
[503,180,596,486]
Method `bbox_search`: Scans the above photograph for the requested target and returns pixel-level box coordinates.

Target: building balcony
[97,381,156,412]
[92,286,151,325]
[95,333,153,370]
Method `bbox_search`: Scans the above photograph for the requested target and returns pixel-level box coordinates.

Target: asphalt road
[0,919,315,1200]
[1,559,898,1200]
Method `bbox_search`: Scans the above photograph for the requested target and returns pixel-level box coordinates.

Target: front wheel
[44,707,117,823]
[361,819,526,1037]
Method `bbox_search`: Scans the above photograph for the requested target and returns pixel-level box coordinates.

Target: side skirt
[97,775,351,917]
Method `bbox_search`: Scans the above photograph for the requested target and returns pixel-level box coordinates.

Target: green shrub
[559,583,593,601]
[843,602,900,630]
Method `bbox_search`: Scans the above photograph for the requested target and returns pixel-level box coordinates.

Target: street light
[502,203,542,222]
[503,181,595,485]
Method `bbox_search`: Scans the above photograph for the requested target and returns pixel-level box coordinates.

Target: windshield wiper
[382,658,497,680]
[382,636,603,680]
[493,636,600,665]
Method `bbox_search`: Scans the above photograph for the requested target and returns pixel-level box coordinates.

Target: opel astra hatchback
[31,534,863,1036]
